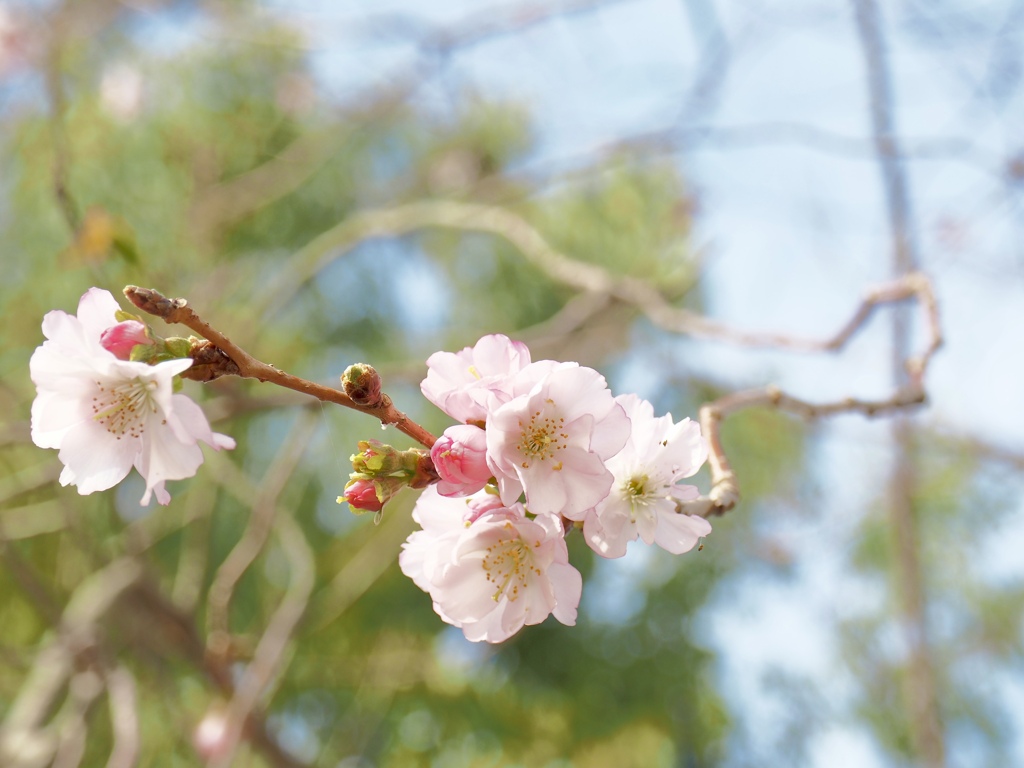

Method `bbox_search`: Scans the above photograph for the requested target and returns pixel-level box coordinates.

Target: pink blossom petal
[30,289,233,505]
[57,421,136,494]
[549,562,583,625]
[653,512,712,554]
[583,515,630,559]
[75,287,122,343]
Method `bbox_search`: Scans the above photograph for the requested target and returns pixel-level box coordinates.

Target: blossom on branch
[99,319,152,360]
[431,424,492,497]
[420,333,533,424]
[486,363,630,517]
[399,488,582,643]
[30,288,234,506]
[576,394,710,558]
[399,335,712,642]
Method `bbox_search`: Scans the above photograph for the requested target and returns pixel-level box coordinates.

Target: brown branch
[852,0,945,765]
[681,381,929,519]
[212,513,315,768]
[205,412,315,658]
[679,270,942,519]
[104,666,139,768]
[263,199,938,355]
[43,6,79,235]
[0,559,142,767]
[124,579,303,768]
[122,285,436,448]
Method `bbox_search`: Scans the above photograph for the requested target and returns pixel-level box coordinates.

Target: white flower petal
[30,288,233,506]
[57,421,135,494]
[653,512,712,554]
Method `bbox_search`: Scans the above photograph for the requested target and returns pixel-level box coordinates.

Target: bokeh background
[2,0,1023,766]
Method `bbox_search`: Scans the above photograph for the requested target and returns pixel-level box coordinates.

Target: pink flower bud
[193,710,231,761]
[342,478,384,512]
[431,424,492,497]
[464,491,505,524]
[100,320,151,360]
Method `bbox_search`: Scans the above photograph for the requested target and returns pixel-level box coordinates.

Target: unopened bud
[351,439,402,476]
[430,425,490,496]
[100,320,152,360]
[342,441,436,516]
[193,709,231,761]
[338,478,386,513]
[342,364,382,406]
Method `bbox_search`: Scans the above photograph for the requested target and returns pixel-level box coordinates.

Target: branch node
[123,286,187,319]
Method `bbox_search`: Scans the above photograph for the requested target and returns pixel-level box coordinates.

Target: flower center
[622,474,652,521]
[516,402,568,469]
[481,524,541,602]
[91,377,158,439]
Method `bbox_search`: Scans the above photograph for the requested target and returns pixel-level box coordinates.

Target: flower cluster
[30,288,234,506]
[399,334,710,643]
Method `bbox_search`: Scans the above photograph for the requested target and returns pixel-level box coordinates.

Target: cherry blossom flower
[485,363,630,517]
[30,288,234,506]
[399,487,582,643]
[431,424,492,497]
[576,394,710,558]
[420,334,533,424]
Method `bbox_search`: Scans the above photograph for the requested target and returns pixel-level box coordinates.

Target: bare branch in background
[104,666,139,768]
[42,7,79,235]
[851,1,946,767]
[309,502,417,632]
[212,513,315,768]
[266,197,934,352]
[680,270,941,517]
[125,579,303,768]
[0,559,141,768]
[205,411,316,659]
[354,0,641,54]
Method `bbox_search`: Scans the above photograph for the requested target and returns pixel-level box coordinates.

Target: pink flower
[485,364,631,517]
[462,491,505,524]
[192,710,230,761]
[579,395,710,558]
[431,424,492,497]
[340,478,384,512]
[399,487,582,643]
[30,288,235,506]
[420,334,532,424]
[100,320,151,360]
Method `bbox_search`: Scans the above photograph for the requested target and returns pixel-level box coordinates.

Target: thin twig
[125,580,303,768]
[263,199,936,355]
[123,285,436,448]
[0,560,142,768]
[212,514,315,768]
[43,13,79,236]
[851,0,945,765]
[206,412,316,657]
[104,665,139,768]
[680,380,929,518]
[679,270,942,518]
